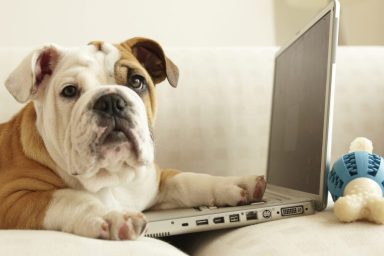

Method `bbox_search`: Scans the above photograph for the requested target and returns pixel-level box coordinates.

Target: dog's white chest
[96,168,158,211]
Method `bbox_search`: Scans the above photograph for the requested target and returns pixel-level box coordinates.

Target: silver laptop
[145,0,340,238]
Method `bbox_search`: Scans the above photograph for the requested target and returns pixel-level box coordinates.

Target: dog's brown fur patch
[0,103,65,229]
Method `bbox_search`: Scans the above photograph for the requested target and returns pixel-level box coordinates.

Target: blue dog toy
[328,137,384,224]
[328,151,384,201]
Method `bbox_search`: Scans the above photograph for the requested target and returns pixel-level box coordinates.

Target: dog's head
[5,38,178,191]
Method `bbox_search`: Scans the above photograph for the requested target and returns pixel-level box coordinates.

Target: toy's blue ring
[328,151,384,201]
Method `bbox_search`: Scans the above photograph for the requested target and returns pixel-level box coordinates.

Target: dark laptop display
[267,11,333,195]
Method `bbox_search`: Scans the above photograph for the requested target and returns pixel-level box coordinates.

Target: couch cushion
[0,230,186,256]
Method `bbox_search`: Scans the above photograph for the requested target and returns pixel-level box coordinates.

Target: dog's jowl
[0,37,266,240]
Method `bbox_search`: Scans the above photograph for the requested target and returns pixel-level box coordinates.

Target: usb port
[246,211,258,220]
[229,214,240,222]
[213,217,225,224]
[196,219,209,225]
[181,223,189,227]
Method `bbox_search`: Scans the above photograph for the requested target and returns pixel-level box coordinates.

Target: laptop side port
[213,217,225,224]
[229,214,240,222]
[196,219,209,225]
[246,211,258,220]
[281,206,304,216]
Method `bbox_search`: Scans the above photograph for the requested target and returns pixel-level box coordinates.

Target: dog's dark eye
[61,85,79,98]
[128,74,146,92]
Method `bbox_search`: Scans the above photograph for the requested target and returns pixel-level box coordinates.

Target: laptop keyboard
[194,193,286,211]
[195,201,267,211]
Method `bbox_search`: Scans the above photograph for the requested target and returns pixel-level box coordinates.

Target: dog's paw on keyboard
[213,175,266,207]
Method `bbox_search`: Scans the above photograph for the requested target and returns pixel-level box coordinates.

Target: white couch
[0,46,384,255]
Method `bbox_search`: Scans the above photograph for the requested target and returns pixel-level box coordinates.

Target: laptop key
[196,206,218,211]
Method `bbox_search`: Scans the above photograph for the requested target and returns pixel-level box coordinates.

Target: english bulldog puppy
[0,37,266,240]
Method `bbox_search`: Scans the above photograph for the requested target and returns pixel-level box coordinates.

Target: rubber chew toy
[328,137,384,224]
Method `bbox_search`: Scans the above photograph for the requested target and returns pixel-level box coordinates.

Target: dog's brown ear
[5,45,60,102]
[120,37,179,88]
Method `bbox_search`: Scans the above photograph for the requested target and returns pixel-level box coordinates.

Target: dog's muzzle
[92,93,139,152]
[65,86,153,183]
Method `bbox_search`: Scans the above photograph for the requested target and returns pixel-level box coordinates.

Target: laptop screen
[267,11,332,195]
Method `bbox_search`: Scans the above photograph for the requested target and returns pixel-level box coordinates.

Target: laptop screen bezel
[266,0,340,210]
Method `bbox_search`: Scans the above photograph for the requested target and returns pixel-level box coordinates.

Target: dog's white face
[5,38,178,192]
[35,44,154,187]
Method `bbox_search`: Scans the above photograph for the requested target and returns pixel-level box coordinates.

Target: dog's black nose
[93,94,127,116]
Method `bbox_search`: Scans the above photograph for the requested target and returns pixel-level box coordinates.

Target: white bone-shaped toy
[328,137,384,224]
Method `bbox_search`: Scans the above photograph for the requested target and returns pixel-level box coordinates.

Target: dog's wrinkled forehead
[84,43,120,77]
[57,43,120,84]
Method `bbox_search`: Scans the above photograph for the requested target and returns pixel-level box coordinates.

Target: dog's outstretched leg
[153,169,266,209]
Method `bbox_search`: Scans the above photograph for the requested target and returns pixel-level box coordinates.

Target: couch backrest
[1,47,384,176]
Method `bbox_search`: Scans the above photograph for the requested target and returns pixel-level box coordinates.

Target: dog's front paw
[75,211,147,240]
[213,175,266,207]
[103,211,147,240]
